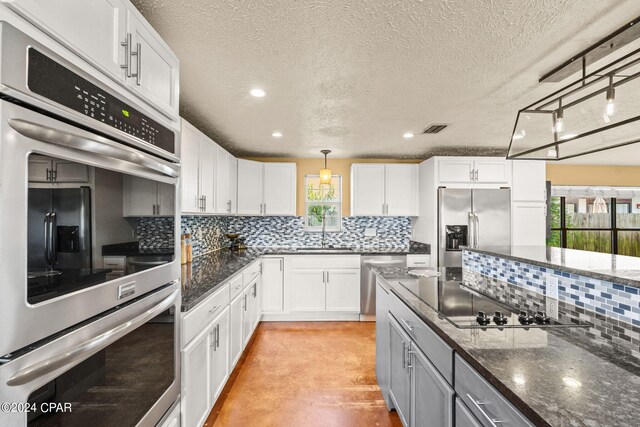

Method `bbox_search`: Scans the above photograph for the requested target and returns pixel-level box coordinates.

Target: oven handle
[8,119,179,178]
[6,288,179,387]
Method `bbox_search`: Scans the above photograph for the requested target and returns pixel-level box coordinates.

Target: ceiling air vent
[422,124,448,134]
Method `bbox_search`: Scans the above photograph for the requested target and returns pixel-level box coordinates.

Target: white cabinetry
[214,146,237,214]
[438,157,510,185]
[291,269,325,312]
[28,156,89,183]
[9,0,180,120]
[210,307,230,403]
[180,119,215,214]
[237,161,296,216]
[181,325,212,427]
[123,176,174,216]
[262,257,284,313]
[511,161,547,247]
[351,164,418,216]
[325,269,360,312]
[229,292,244,368]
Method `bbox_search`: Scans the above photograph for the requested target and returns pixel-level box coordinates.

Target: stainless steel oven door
[0,282,180,427]
[0,99,180,357]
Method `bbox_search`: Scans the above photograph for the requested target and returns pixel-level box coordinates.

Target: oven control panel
[26,48,174,155]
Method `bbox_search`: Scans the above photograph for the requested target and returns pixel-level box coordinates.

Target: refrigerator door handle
[468,211,475,248]
[474,212,479,248]
[49,212,57,265]
[44,213,51,265]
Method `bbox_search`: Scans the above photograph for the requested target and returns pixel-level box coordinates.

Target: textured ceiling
[132,0,640,162]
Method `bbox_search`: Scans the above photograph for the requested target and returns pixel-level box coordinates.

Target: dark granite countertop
[180,243,430,311]
[465,245,640,288]
[102,241,174,257]
[374,266,640,427]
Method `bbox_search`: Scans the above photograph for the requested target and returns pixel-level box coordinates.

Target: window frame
[304,174,342,232]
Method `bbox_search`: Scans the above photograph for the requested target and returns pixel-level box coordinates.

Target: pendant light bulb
[319,150,332,185]
[554,108,564,133]
[604,76,616,122]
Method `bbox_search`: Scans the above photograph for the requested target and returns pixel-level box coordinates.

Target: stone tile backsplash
[136,217,174,249]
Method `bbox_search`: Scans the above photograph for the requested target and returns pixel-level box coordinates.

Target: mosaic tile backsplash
[463,250,640,359]
[180,216,229,257]
[137,217,174,249]
[227,216,412,249]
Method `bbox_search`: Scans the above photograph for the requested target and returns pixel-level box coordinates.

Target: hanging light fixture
[507,14,640,161]
[319,150,332,185]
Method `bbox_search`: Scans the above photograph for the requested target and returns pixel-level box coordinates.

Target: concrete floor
[205,322,402,427]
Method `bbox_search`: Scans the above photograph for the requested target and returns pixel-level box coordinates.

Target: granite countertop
[180,243,430,311]
[374,266,640,427]
[465,245,640,288]
[102,241,175,257]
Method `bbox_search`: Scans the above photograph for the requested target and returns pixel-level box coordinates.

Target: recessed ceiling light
[403,132,414,139]
[250,88,266,98]
[272,131,283,138]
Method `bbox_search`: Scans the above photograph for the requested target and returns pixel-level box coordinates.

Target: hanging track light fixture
[319,149,332,185]
[508,15,640,161]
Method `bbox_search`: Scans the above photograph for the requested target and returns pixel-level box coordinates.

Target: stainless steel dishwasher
[360,255,406,321]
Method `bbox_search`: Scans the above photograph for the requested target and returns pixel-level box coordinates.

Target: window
[304,175,341,231]
[548,190,640,257]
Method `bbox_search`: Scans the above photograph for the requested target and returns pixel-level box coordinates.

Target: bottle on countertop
[181,234,187,265]
[185,233,193,263]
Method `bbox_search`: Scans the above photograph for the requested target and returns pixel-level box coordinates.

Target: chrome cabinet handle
[9,119,179,178]
[203,195,207,212]
[469,169,474,181]
[209,305,221,315]
[402,319,415,333]
[474,169,479,181]
[134,43,142,86]
[227,200,232,212]
[279,259,283,272]
[243,294,247,311]
[7,289,178,386]
[322,271,326,283]
[326,271,329,283]
[407,349,415,369]
[52,169,57,181]
[215,324,220,349]
[152,204,156,215]
[157,204,161,215]
[253,283,257,298]
[263,203,266,214]
[467,394,502,426]
[121,33,131,77]
[210,329,216,349]
[402,341,407,369]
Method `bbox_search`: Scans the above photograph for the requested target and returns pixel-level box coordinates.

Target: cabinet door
[455,399,482,427]
[473,159,510,184]
[376,281,392,409]
[410,345,454,427]
[385,164,419,216]
[229,293,244,368]
[181,325,212,427]
[214,145,230,214]
[123,176,156,216]
[512,161,546,202]
[290,269,325,312]
[262,258,284,312]
[241,288,253,347]
[512,203,546,246]
[181,120,201,213]
[210,307,230,404]
[237,159,264,215]
[325,269,360,312]
[388,314,411,426]
[199,137,216,214]
[126,8,179,118]
[263,163,296,215]
[157,182,175,216]
[250,279,261,330]
[228,156,238,214]
[351,164,385,216]
[28,157,52,182]
[7,0,126,81]
[438,159,474,183]
[52,160,89,182]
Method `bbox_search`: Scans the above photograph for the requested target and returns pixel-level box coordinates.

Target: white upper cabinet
[263,163,296,216]
[214,146,238,214]
[180,120,215,214]
[351,164,419,216]
[123,177,174,217]
[512,161,546,202]
[237,159,264,215]
[8,0,180,121]
[228,156,238,214]
[125,6,179,119]
[7,0,126,81]
[437,157,511,185]
[237,161,297,216]
[351,164,385,216]
[385,164,419,216]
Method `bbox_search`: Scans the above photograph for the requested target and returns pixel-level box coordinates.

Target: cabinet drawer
[388,292,453,384]
[229,274,244,300]
[406,254,430,268]
[290,255,360,269]
[182,283,229,345]
[243,260,261,286]
[455,355,534,427]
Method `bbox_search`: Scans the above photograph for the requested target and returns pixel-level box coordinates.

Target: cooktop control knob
[535,310,551,324]
[518,310,534,325]
[493,310,508,325]
[476,311,491,326]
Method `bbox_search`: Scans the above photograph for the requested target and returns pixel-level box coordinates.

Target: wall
[246,157,420,216]
[546,164,640,186]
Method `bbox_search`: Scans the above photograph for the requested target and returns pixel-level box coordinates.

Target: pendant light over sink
[319,150,332,185]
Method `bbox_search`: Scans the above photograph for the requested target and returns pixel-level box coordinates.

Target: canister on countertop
[181,234,187,265]
[185,233,193,263]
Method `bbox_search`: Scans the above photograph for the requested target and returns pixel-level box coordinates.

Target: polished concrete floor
[205,322,402,427]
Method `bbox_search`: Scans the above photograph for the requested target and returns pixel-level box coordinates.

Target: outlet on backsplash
[546,276,559,299]
[545,298,559,319]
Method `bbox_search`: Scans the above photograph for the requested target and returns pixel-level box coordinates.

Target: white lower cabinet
[210,307,230,403]
[229,292,244,368]
[325,269,360,312]
[250,278,261,330]
[411,344,454,427]
[181,326,212,427]
[376,280,392,408]
[262,257,284,313]
[389,314,411,426]
[241,284,253,347]
[291,269,325,312]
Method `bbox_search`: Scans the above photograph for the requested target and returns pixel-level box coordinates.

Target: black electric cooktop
[397,272,589,329]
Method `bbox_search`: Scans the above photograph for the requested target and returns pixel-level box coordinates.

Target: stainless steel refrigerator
[28,187,91,271]
[438,188,511,267]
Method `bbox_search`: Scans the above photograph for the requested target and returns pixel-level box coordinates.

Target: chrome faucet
[321,209,327,248]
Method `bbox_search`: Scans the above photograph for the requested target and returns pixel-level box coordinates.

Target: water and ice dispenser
[445,225,467,250]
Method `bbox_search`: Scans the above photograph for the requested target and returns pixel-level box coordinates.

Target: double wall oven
[0,22,180,426]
